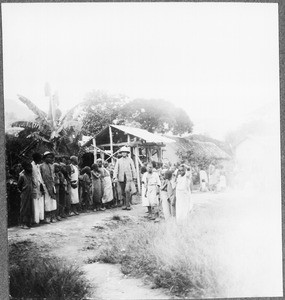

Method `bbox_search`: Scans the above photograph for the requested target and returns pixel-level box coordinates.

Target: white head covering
[119,146,130,153]
[43,151,54,158]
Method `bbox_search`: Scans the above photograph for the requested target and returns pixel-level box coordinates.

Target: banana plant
[11,94,83,155]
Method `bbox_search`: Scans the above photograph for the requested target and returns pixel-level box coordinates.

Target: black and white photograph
[1,2,283,299]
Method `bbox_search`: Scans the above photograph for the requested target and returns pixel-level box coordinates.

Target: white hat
[43,151,54,157]
[119,146,130,153]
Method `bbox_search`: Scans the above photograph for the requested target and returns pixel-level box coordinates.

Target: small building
[82,124,175,192]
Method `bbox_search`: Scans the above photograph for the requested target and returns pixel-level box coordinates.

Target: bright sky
[2,2,279,140]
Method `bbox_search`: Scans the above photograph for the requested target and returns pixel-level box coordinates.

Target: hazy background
[2,2,279,140]
[2,2,283,297]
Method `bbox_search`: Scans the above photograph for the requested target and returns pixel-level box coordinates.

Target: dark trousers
[119,180,131,208]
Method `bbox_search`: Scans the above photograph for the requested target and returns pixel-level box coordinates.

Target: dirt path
[9,190,283,298]
[8,201,174,299]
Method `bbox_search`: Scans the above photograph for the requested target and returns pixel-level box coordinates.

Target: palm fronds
[17,94,47,120]
[60,102,83,124]
[11,121,39,129]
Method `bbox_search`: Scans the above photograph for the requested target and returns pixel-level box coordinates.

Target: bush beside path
[8,196,174,299]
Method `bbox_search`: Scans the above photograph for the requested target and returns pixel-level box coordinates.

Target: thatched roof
[166,136,231,160]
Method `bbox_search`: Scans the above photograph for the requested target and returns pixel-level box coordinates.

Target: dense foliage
[118,98,193,135]
[177,147,213,170]
[81,91,193,136]
[11,95,82,156]
[81,91,127,136]
[7,90,194,164]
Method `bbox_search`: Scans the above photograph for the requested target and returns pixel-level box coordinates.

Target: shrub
[9,240,91,299]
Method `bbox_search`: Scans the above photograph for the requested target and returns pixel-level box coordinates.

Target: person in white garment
[69,156,80,215]
[160,169,172,220]
[141,165,151,214]
[199,169,209,192]
[31,153,45,224]
[144,162,161,220]
[101,161,114,208]
[175,164,193,225]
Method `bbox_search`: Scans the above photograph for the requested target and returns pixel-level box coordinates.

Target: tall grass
[94,205,231,298]
[94,191,283,298]
[9,240,91,299]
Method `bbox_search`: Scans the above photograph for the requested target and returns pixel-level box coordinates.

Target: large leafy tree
[118,98,193,135]
[80,93,193,136]
[81,90,128,136]
[11,93,83,155]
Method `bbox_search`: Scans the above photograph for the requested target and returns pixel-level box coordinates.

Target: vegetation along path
[8,196,176,299]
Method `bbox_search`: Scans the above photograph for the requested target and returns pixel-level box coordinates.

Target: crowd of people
[13,145,227,229]
[15,150,124,229]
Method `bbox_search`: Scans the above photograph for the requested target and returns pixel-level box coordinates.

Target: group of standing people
[16,145,194,229]
[17,152,84,229]
[141,161,193,225]
[16,146,139,229]
[199,162,227,193]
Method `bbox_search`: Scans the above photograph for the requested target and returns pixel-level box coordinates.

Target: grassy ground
[8,191,282,299]
[86,206,230,299]
[85,190,283,299]
[9,240,91,299]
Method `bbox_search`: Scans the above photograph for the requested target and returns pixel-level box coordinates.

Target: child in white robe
[176,164,193,225]
[144,163,161,220]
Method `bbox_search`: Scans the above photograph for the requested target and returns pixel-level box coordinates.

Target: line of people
[16,146,194,229]
[16,150,131,229]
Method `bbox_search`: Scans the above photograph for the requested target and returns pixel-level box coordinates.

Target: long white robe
[176,171,192,225]
[32,161,45,223]
[145,172,161,207]
[199,170,208,184]
[102,168,113,204]
[160,190,171,220]
[43,185,57,212]
[70,164,79,204]
[141,172,149,207]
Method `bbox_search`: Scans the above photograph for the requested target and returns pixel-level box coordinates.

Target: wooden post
[148,148,152,162]
[93,138,97,163]
[127,134,131,144]
[134,146,141,193]
[109,125,114,164]
[157,147,162,163]
[101,149,105,161]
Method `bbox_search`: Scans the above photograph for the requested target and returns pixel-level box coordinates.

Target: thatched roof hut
[163,136,231,164]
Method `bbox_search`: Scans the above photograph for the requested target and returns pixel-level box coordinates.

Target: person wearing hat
[40,151,57,223]
[113,146,137,210]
